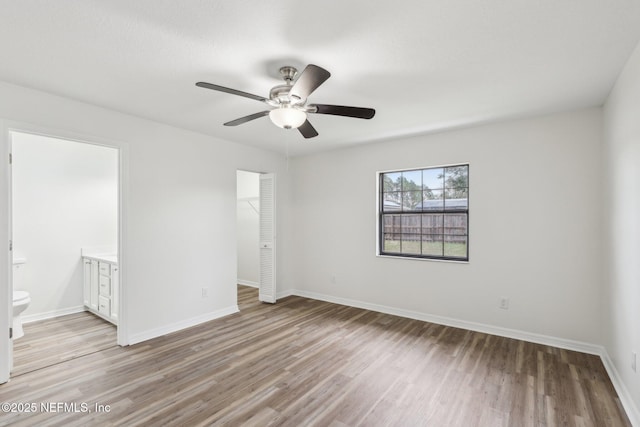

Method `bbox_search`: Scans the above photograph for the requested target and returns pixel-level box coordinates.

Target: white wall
[12,132,117,319]
[0,81,292,345]
[236,170,259,286]
[603,39,640,420]
[290,108,603,345]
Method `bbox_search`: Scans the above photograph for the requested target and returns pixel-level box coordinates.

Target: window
[378,164,469,261]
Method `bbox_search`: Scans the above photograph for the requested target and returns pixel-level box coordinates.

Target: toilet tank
[12,257,27,289]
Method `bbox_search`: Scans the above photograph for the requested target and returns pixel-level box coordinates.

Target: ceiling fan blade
[224,111,270,126]
[298,120,319,139]
[289,65,331,101]
[309,104,376,119]
[196,82,267,103]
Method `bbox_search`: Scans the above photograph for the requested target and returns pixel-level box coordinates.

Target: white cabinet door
[90,260,99,311]
[83,257,118,325]
[110,264,119,321]
[83,259,92,306]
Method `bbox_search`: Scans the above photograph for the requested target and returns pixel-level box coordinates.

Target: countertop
[83,254,118,264]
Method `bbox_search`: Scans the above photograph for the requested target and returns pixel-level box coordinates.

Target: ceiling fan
[196,64,375,139]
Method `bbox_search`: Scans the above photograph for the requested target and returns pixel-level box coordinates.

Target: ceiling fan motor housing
[270,66,306,105]
[270,84,301,105]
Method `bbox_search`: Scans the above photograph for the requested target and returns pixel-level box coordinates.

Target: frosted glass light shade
[269,107,307,129]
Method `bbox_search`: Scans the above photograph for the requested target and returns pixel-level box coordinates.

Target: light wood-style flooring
[11,311,116,377]
[0,286,631,426]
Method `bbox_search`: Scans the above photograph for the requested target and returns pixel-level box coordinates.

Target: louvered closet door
[259,173,276,303]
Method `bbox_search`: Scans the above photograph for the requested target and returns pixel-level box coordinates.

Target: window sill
[376,254,469,264]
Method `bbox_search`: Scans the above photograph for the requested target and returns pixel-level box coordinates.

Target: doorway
[9,131,120,375]
[237,170,260,291]
[236,170,276,305]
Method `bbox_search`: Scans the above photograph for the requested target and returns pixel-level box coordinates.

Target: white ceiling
[1,1,639,157]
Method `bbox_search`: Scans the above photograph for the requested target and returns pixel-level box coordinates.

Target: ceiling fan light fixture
[269,106,306,129]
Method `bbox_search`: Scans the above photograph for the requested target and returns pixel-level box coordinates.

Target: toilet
[12,291,31,339]
[12,258,30,340]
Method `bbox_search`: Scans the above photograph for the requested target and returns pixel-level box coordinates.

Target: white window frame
[377,164,469,262]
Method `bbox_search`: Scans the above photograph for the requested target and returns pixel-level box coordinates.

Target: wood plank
[11,311,116,376]
[0,285,632,426]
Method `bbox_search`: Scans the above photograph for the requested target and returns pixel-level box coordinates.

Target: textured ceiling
[1,1,639,156]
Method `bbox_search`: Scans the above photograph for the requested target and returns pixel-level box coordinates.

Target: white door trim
[0,122,129,382]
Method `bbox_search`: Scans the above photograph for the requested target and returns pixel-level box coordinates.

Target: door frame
[1,122,129,383]
[236,169,277,304]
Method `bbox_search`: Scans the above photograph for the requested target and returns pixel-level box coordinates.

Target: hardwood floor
[11,311,116,377]
[0,285,631,426]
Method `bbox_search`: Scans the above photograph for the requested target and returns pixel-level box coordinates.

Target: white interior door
[259,173,276,303]
[1,136,13,383]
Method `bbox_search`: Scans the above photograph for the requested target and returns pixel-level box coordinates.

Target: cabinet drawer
[99,262,111,277]
[99,275,111,297]
[98,295,110,315]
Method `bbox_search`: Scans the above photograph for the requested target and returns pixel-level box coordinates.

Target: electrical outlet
[632,352,637,372]
[202,287,209,298]
[499,297,509,310]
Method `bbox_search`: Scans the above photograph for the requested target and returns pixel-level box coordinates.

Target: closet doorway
[236,170,276,305]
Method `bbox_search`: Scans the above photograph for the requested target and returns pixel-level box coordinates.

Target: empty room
[0,1,639,426]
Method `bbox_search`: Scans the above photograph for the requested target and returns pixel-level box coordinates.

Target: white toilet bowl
[12,290,30,339]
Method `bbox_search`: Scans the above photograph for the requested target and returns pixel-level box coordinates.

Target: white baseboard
[128,305,238,345]
[288,288,638,425]
[237,280,259,288]
[276,288,295,300]
[600,351,640,426]
[22,305,86,323]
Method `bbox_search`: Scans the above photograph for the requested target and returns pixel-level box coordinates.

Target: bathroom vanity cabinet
[83,256,118,325]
